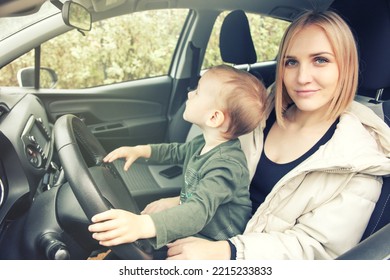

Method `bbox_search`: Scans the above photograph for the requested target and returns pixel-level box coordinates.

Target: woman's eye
[315,57,329,64]
[284,59,297,67]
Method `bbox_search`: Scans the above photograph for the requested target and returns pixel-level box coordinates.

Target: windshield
[0,1,60,41]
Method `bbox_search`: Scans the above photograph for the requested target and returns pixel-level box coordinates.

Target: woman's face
[283,25,339,115]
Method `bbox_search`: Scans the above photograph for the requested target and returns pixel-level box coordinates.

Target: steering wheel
[54,114,154,260]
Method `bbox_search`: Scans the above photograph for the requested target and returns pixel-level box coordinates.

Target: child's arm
[103,145,151,171]
[88,209,156,246]
[141,196,180,214]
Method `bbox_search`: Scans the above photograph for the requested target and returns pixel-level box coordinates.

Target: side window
[0,9,189,89]
[203,11,290,69]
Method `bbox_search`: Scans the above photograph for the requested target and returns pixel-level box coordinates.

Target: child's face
[182,71,221,127]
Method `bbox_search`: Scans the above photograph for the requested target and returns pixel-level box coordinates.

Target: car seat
[336,100,390,260]
[115,9,259,198]
[331,0,390,102]
[331,0,390,259]
[166,9,260,144]
[219,10,258,74]
[361,103,390,241]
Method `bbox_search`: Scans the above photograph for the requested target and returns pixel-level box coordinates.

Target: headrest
[219,10,257,65]
[332,0,390,91]
[357,0,390,91]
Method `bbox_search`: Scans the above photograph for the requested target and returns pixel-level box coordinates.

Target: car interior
[117,8,265,205]
[0,0,389,260]
[332,0,390,259]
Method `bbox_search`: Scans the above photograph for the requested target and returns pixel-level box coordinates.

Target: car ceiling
[0,0,335,20]
[91,0,335,21]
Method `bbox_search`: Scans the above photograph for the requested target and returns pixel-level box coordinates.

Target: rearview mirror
[62,1,92,31]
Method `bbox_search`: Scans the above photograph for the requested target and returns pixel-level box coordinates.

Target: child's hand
[103,145,151,171]
[88,209,156,246]
[141,196,180,214]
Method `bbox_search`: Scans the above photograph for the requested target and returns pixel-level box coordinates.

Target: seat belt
[164,41,201,143]
[187,41,201,91]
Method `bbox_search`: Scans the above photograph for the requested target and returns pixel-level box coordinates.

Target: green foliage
[40,9,188,89]
[0,9,289,89]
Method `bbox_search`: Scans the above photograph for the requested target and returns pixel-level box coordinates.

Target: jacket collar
[292,101,390,176]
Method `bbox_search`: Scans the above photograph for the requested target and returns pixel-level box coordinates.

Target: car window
[203,11,290,69]
[0,9,189,89]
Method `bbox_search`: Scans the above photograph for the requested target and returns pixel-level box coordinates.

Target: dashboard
[0,91,93,259]
[0,91,58,227]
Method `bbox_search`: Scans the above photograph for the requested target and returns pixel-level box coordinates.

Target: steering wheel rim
[54,114,154,260]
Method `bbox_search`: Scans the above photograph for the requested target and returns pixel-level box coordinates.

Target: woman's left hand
[166,237,231,260]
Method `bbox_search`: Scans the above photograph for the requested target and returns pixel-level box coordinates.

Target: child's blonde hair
[207,65,267,139]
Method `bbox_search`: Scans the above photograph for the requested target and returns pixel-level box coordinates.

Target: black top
[229,109,339,259]
[249,109,339,215]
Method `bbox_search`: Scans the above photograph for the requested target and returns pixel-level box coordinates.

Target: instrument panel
[0,92,55,221]
[22,116,52,169]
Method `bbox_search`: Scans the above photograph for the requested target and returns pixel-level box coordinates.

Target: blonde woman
[166,10,390,260]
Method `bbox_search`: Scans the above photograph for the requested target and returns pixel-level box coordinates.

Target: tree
[0,10,289,89]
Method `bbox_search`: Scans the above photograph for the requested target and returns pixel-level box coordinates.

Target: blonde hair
[207,65,267,139]
[274,10,359,126]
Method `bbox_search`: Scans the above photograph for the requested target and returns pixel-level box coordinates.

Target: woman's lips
[295,89,319,97]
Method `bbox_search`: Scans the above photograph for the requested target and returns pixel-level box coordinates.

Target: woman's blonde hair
[273,10,359,126]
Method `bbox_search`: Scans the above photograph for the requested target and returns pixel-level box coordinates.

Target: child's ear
[206,110,225,128]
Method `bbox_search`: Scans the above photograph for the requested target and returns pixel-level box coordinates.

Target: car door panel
[37,76,173,151]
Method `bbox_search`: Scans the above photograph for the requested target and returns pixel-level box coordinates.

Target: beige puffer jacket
[235,101,390,259]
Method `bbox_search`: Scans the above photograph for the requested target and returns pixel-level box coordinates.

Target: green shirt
[148,135,251,249]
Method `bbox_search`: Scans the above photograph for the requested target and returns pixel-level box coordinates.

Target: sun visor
[0,0,46,17]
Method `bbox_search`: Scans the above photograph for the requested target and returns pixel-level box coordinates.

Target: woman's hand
[88,209,156,246]
[141,196,180,214]
[166,237,231,260]
[103,145,151,171]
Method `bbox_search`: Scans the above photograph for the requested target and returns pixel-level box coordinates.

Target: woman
[165,10,390,260]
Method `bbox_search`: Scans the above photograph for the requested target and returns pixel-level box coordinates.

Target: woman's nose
[297,64,312,84]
